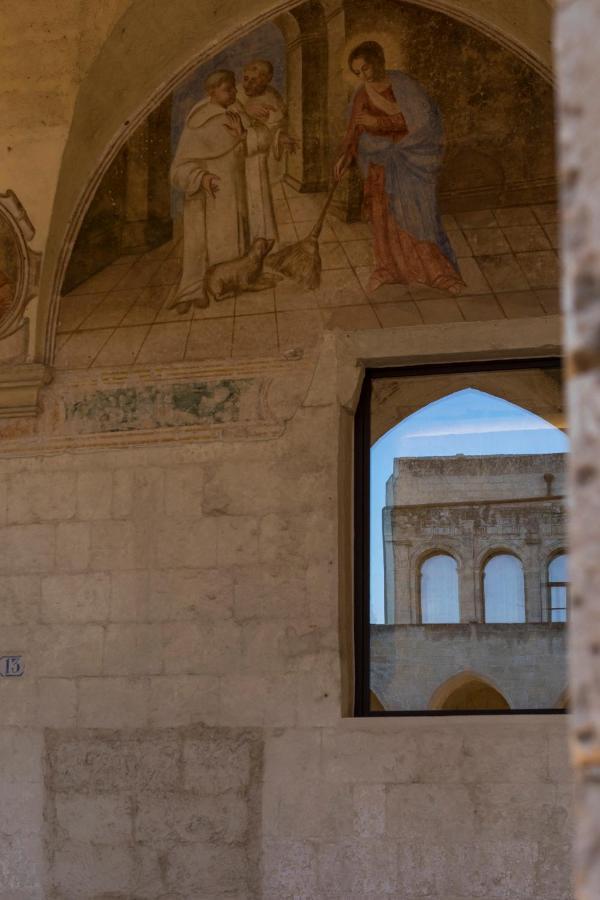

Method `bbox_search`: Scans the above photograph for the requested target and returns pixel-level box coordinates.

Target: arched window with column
[357,360,568,714]
[483,553,526,623]
[420,553,460,624]
[548,553,568,622]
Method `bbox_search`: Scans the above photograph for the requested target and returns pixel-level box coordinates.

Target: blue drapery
[356,71,456,266]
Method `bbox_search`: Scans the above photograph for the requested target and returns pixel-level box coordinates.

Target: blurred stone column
[556,2,600,896]
[384,508,413,623]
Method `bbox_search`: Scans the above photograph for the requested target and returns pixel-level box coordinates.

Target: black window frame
[547,552,569,622]
[353,356,567,717]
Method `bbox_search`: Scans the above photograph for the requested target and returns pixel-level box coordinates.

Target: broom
[267,181,339,290]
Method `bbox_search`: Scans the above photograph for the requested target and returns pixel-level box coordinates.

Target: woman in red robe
[334,41,464,296]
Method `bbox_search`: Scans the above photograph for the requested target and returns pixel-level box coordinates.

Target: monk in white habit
[170,69,271,311]
[236,59,296,243]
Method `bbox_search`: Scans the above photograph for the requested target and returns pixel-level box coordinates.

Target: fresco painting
[170,65,293,311]
[65,378,247,433]
[334,40,463,296]
[0,214,19,324]
[168,33,461,310]
[57,1,559,370]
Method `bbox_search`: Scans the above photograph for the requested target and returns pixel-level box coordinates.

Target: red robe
[340,85,463,295]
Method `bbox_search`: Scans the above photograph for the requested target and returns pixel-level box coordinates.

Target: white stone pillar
[459,540,478,623]
[393,541,413,624]
[524,538,543,623]
[556,2,600,895]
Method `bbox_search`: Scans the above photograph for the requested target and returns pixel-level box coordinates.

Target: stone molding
[0,354,313,454]
[0,363,52,419]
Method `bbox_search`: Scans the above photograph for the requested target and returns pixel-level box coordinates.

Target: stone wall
[0,327,572,897]
[371,623,567,710]
[387,453,566,506]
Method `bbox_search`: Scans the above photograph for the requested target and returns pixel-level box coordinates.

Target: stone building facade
[383,453,566,624]
[375,454,567,710]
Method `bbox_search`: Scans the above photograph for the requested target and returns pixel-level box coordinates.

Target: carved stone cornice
[0,363,52,419]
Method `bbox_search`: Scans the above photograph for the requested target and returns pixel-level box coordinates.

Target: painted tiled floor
[55,183,559,370]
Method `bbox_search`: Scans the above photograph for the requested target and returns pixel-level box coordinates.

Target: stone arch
[473,541,529,622]
[411,543,465,574]
[428,669,511,710]
[411,545,464,623]
[371,377,565,446]
[35,0,554,365]
[476,544,525,572]
[547,546,568,567]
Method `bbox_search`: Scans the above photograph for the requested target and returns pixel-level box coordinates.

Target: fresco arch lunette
[37,0,553,363]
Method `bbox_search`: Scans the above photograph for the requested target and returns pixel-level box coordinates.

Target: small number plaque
[0,656,23,677]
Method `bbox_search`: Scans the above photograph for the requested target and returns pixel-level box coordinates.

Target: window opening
[420,554,460,624]
[483,554,526,623]
[356,359,569,716]
[548,553,568,622]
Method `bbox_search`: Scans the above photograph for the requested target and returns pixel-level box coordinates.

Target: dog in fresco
[204,236,277,301]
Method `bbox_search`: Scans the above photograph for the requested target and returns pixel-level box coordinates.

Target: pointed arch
[371,378,566,446]
[428,670,511,710]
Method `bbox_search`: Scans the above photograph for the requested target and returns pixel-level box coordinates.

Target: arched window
[420,554,460,623]
[429,672,511,711]
[484,554,525,623]
[548,553,568,622]
[358,362,568,713]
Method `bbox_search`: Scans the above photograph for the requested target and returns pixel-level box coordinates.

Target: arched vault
[34,0,553,364]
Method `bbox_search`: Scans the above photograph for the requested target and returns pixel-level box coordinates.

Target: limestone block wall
[0,385,571,898]
[387,453,566,506]
[371,623,567,710]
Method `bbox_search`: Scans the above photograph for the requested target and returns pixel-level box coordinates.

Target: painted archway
[34,0,554,364]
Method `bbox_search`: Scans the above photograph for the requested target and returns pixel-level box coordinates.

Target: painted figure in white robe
[236,59,297,243]
[170,69,271,311]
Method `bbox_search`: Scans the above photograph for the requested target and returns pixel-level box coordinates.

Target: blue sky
[370,388,569,623]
